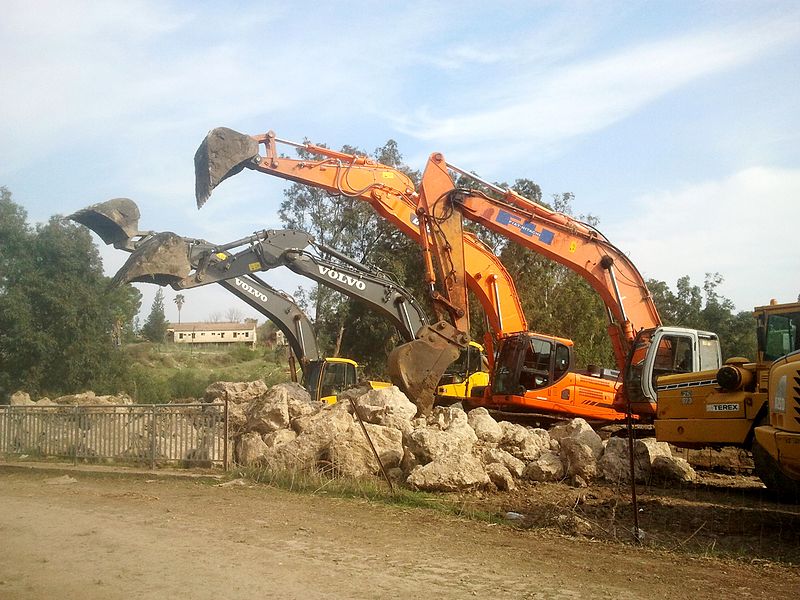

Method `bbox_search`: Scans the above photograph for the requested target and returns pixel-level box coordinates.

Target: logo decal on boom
[233,277,270,303]
[318,266,367,290]
[495,210,555,244]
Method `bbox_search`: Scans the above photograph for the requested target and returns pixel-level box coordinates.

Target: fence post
[150,404,157,470]
[73,406,79,465]
[223,398,229,472]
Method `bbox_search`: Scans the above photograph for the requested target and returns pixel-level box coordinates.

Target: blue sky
[2,1,799,324]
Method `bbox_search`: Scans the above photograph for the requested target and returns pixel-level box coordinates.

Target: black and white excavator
[69,199,487,411]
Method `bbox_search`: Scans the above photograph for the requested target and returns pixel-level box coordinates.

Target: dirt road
[0,465,796,600]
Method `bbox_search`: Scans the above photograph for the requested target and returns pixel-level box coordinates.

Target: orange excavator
[194,128,633,422]
[410,151,723,419]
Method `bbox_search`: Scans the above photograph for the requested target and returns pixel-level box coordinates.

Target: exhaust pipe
[112,232,192,287]
[195,127,260,208]
[68,198,141,247]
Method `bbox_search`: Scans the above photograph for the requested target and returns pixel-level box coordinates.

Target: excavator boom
[192,127,637,423]
[73,199,462,414]
[194,127,529,340]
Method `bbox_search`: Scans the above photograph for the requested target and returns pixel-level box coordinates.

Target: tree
[141,289,168,343]
[278,139,416,360]
[648,273,756,360]
[174,293,185,324]
[0,190,141,399]
[225,307,244,323]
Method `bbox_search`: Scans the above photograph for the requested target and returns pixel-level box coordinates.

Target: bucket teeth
[68,198,141,246]
[195,127,260,208]
[112,232,192,287]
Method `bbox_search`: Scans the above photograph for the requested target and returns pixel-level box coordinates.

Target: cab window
[320,363,356,397]
[554,344,571,380]
[520,338,552,390]
[764,313,800,362]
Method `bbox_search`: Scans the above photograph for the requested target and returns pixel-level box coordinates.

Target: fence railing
[0,403,228,469]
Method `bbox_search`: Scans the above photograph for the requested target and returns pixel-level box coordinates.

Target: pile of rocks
[9,390,134,406]
[208,381,697,492]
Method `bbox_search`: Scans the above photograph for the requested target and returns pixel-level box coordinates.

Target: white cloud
[605,167,800,311]
[395,16,800,165]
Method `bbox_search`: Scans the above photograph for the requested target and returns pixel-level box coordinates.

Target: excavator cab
[436,342,490,404]
[622,327,722,416]
[757,303,800,362]
[492,334,573,397]
[304,358,358,405]
[303,358,391,404]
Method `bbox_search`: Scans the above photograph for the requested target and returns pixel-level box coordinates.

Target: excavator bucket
[68,198,141,247]
[387,322,465,416]
[195,127,260,208]
[112,232,192,287]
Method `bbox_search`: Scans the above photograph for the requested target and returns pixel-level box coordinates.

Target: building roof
[167,322,256,333]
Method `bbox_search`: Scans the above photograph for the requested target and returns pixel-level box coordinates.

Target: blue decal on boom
[495,209,555,245]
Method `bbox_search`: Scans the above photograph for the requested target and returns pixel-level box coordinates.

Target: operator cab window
[519,338,552,390]
[652,335,693,383]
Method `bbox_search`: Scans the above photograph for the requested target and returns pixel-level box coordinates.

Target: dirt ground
[0,464,798,600]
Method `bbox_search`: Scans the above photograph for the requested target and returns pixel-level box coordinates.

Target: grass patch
[235,465,498,523]
[117,342,291,403]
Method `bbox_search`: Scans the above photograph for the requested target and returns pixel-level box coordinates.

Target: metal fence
[0,403,228,469]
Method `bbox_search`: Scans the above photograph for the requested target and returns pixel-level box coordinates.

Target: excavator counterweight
[195,127,260,208]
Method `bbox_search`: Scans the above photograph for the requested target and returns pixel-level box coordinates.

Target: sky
[2,1,799,325]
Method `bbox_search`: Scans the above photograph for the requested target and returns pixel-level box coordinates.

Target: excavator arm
[72,198,461,414]
[412,154,725,419]
[195,128,528,341]
[417,154,661,368]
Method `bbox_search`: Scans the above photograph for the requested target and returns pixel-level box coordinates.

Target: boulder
[263,429,298,448]
[598,437,654,483]
[428,405,470,432]
[500,423,550,461]
[500,422,528,447]
[486,463,516,491]
[351,386,417,431]
[404,422,478,464]
[291,403,354,439]
[549,418,603,459]
[204,380,270,404]
[467,407,503,443]
[362,423,404,469]
[636,437,673,465]
[258,403,357,474]
[559,438,597,480]
[245,386,294,434]
[226,402,249,435]
[651,455,697,483]
[326,423,404,479]
[523,451,565,482]
[407,454,489,492]
[260,434,327,474]
[481,447,526,478]
[9,391,34,405]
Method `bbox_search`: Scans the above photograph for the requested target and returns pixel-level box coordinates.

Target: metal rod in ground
[625,399,641,543]
[348,397,394,494]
